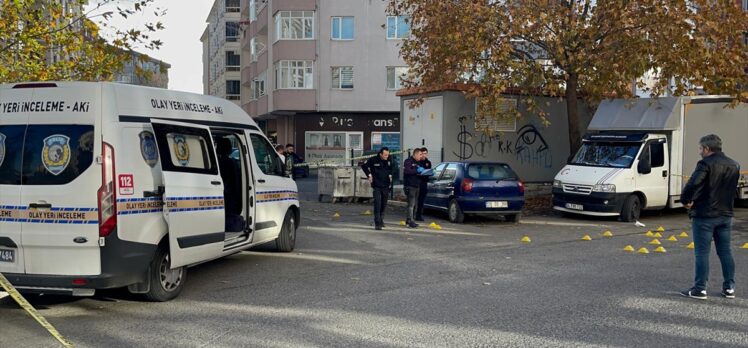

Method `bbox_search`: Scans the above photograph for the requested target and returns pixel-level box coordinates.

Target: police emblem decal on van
[173,134,190,166]
[139,131,159,167]
[41,134,71,175]
[0,132,6,168]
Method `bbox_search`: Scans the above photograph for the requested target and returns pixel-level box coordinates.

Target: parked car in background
[424,162,525,223]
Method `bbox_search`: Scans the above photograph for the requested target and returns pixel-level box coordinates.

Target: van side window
[249,134,283,176]
[0,125,26,185]
[650,142,664,168]
[153,124,218,175]
[22,125,94,185]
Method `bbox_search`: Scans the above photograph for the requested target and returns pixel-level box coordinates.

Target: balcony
[272,40,316,62]
[273,0,315,12]
[249,3,268,39]
[273,89,315,111]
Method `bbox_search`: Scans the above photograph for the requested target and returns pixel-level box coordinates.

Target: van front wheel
[275,210,296,252]
[144,247,186,302]
[620,195,641,222]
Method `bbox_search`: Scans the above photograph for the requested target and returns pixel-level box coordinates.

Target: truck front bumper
[552,188,628,216]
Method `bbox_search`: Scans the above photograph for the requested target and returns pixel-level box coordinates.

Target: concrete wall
[402,91,593,182]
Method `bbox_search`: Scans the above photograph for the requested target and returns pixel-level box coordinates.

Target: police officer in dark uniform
[415,147,432,221]
[361,147,393,230]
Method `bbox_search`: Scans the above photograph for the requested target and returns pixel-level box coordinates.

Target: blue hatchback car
[424,162,525,223]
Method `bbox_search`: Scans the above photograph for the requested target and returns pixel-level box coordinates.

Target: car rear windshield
[466,163,517,180]
[0,125,94,185]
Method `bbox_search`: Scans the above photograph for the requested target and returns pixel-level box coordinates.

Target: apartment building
[113,51,171,89]
[202,0,242,103]
[240,0,408,164]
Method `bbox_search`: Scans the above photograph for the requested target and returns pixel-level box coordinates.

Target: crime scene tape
[293,149,409,169]
[0,273,74,347]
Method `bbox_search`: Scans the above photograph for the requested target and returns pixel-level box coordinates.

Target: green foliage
[0,0,165,83]
[389,0,748,153]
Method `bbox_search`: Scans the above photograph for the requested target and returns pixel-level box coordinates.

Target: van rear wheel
[145,247,186,302]
[275,210,296,252]
[620,195,641,222]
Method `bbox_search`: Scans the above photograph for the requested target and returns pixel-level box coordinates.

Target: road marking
[242,251,370,265]
[0,273,74,347]
[520,219,611,228]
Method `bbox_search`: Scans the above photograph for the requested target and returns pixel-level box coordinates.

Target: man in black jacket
[680,134,740,300]
[361,147,393,230]
[415,147,432,221]
[403,148,423,228]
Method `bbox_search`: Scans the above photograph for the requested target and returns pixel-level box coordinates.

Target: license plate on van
[0,248,15,263]
[565,203,584,210]
[486,201,508,208]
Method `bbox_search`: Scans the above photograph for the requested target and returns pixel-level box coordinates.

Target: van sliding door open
[151,120,224,268]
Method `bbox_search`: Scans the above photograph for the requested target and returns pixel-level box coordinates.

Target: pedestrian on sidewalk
[361,147,393,230]
[415,147,433,222]
[403,148,424,228]
[680,134,740,300]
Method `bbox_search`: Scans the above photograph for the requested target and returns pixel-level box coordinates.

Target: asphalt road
[2,179,748,347]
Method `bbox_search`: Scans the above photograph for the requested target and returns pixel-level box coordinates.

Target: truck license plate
[486,201,508,208]
[0,248,15,263]
[565,203,583,210]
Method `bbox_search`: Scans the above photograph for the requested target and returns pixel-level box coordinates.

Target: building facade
[240,0,407,165]
[203,0,242,104]
[113,51,171,89]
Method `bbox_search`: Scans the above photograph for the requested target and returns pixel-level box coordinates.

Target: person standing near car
[415,147,432,222]
[285,144,303,180]
[403,148,424,228]
[680,134,740,300]
[361,147,393,230]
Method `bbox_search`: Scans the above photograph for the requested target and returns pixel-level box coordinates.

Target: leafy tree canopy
[389,0,748,153]
[0,0,165,83]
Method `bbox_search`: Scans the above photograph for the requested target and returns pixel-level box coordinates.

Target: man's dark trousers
[373,187,389,227]
[416,180,427,220]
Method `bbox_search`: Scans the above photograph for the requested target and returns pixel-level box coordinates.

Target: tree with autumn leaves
[0,0,165,84]
[388,0,748,154]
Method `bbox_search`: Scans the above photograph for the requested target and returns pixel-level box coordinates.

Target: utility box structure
[398,87,593,182]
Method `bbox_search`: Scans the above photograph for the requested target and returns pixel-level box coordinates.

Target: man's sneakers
[722,288,735,299]
[680,288,707,300]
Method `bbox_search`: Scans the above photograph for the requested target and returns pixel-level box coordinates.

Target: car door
[429,163,459,209]
[247,131,298,244]
[635,138,669,208]
[425,163,446,208]
[152,120,224,268]
[0,123,27,275]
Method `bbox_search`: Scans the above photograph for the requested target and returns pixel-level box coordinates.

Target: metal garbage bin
[317,167,355,203]
[354,166,373,200]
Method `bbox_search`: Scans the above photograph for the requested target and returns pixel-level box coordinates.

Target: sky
[88,0,214,94]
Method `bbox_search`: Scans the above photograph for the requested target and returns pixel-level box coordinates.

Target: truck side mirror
[637,159,651,174]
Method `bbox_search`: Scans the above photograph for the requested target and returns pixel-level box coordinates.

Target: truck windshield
[571,142,641,168]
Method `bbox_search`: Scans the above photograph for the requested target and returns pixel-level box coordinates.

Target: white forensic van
[0,82,299,301]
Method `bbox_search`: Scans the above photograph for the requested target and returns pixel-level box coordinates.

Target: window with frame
[249,133,283,176]
[331,16,354,40]
[275,60,313,89]
[153,124,218,175]
[225,51,240,71]
[650,142,664,168]
[275,11,314,41]
[252,71,266,99]
[332,66,354,89]
[226,22,240,42]
[386,15,409,39]
[225,0,240,12]
[386,66,409,90]
[226,80,240,100]
[442,163,459,181]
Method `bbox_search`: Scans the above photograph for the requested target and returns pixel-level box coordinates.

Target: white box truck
[552,96,748,221]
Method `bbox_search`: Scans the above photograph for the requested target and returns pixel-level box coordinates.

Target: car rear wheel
[620,195,641,222]
[145,247,186,302]
[448,199,465,223]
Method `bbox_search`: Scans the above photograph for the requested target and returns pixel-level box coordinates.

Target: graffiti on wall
[453,115,553,168]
